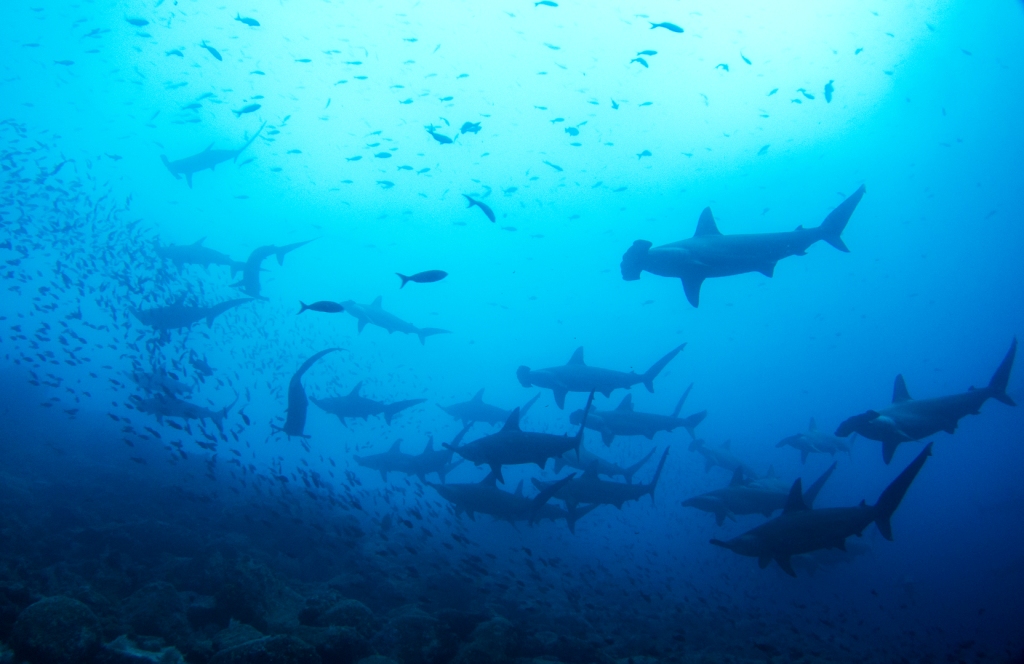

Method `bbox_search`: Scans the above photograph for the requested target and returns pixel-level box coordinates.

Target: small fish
[251,70,265,75]
[565,127,579,136]
[346,156,362,162]
[232,103,261,117]
[295,58,312,63]
[397,270,448,288]
[463,195,495,222]
[716,63,729,71]
[126,18,149,27]
[399,99,413,104]
[824,80,834,103]
[416,168,430,174]
[854,48,863,55]
[650,21,683,33]
[767,88,778,96]
[397,165,413,171]
[611,99,619,109]
[166,49,184,57]
[638,101,652,107]
[201,41,222,61]
[426,127,453,144]
[757,145,769,156]
[377,180,395,189]
[631,57,648,68]
[460,121,481,134]
[797,88,815,100]
[741,53,752,65]
[542,160,563,172]
[637,50,657,56]
[235,13,260,27]
[535,0,557,6]
[439,96,454,101]
[298,301,344,314]
[375,152,392,159]
[637,149,651,159]
[53,60,74,66]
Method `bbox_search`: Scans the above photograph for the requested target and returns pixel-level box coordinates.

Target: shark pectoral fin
[185,173,193,188]
[776,555,797,577]
[601,430,614,446]
[758,554,771,569]
[357,319,367,333]
[681,275,704,308]
[715,511,726,526]
[553,389,567,410]
[379,470,387,482]
[757,263,776,278]
[881,441,900,465]
[800,449,809,464]
[835,538,847,551]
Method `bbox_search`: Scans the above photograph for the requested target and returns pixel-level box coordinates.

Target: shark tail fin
[298,301,309,315]
[383,399,426,424]
[818,185,865,252]
[397,273,411,288]
[416,328,450,345]
[802,462,837,507]
[530,473,575,524]
[574,391,595,452]
[519,392,542,418]
[624,447,657,483]
[642,343,686,392]
[620,239,652,281]
[671,383,693,417]
[987,337,1017,406]
[874,442,932,541]
[682,410,707,439]
[647,448,670,504]
[566,503,599,534]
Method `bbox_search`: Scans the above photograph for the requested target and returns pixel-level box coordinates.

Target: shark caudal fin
[682,410,707,439]
[236,121,267,161]
[566,503,599,534]
[647,447,670,504]
[519,392,542,418]
[530,474,576,524]
[642,343,686,392]
[574,392,596,452]
[383,398,427,424]
[298,301,310,315]
[397,273,412,289]
[987,337,1017,406]
[416,328,450,345]
[818,184,866,252]
[620,240,651,281]
[874,442,933,541]
[623,447,658,483]
[802,462,837,507]
[671,384,693,417]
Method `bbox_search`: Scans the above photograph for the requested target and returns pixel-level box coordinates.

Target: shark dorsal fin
[808,417,817,431]
[722,439,731,450]
[514,480,523,496]
[783,479,809,514]
[892,375,912,403]
[729,466,745,487]
[502,407,521,431]
[193,237,206,246]
[693,207,722,237]
[481,471,499,485]
[567,347,585,365]
[349,381,363,396]
[425,436,433,452]
[389,438,402,453]
[205,141,215,151]
[371,296,383,308]
[766,465,776,478]
[616,394,634,411]
[472,388,484,402]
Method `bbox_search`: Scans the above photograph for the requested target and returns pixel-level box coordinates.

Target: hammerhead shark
[354,425,471,482]
[133,392,235,433]
[777,418,853,463]
[233,240,313,300]
[568,384,705,445]
[438,389,541,427]
[835,338,1016,463]
[553,444,657,483]
[426,473,594,532]
[161,122,266,188]
[449,393,594,483]
[341,296,450,345]
[620,185,866,307]
[534,447,670,510]
[710,443,932,577]
[517,344,686,409]
[313,381,426,426]
[130,297,251,331]
[155,238,244,275]
[688,439,759,479]
[276,348,339,438]
[683,462,836,526]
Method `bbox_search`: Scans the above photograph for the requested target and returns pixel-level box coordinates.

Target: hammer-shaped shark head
[620,240,652,281]
[710,533,762,557]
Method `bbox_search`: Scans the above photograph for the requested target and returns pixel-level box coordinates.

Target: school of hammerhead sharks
[132,176,1018,578]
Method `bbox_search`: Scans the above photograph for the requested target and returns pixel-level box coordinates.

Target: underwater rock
[184,592,219,628]
[319,600,377,637]
[209,635,321,664]
[434,609,488,641]
[355,657,397,664]
[96,634,186,663]
[0,584,36,640]
[449,616,514,664]
[10,595,103,664]
[125,582,191,644]
[212,619,264,651]
[291,625,372,664]
[0,642,13,664]
[372,606,458,664]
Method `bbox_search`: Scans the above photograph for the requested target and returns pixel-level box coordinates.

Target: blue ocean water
[1,1,1022,662]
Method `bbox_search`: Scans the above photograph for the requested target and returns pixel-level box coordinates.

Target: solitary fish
[232,103,261,117]
[631,57,649,68]
[127,18,149,27]
[235,13,260,27]
[637,150,652,159]
[299,301,345,314]
[166,49,184,57]
[201,41,222,61]
[397,270,448,288]
[463,194,495,222]
[460,121,481,134]
[426,127,453,144]
[824,80,834,103]
[637,50,657,56]
[650,22,683,33]
[535,0,557,5]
